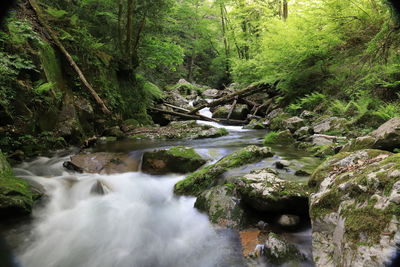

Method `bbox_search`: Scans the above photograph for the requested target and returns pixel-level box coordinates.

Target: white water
[13,156,238,267]
[196,107,250,132]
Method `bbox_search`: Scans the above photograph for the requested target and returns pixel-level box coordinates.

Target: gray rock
[313,117,347,134]
[266,108,284,120]
[202,89,220,99]
[309,149,400,267]
[195,185,245,229]
[275,160,291,169]
[142,146,206,174]
[237,168,308,213]
[312,135,333,146]
[294,126,312,140]
[65,152,139,174]
[283,116,305,133]
[277,215,300,227]
[300,110,314,119]
[370,117,400,151]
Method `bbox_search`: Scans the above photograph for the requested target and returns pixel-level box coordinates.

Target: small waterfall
[12,156,239,267]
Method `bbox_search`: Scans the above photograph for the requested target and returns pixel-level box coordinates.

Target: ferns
[330,100,353,116]
[373,103,400,121]
[351,96,373,124]
[288,92,327,112]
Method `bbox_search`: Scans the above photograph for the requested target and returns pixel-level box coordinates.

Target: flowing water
[1,112,319,267]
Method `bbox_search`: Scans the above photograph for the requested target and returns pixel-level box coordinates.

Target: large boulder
[174,145,273,196]
[212,104,249,120]
[282,116,305,133]
[369,117,400,151]
[194,185,245,229]
[237,168,309,213]
[64,152,139,174]
[142,146,206,174]
[0,152,41,219]
[313,117,347,134]
[164,90,191,109]
[263,130,295,145]
[309,149,400,266]
[127,121,229,140]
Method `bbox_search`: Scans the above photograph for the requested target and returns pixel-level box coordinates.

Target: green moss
[168,146,202,160]
[263,131,279,144]
[174,145,273,196]
[0,152,41,218]
[263,130,294,145]
[269,113,291,131]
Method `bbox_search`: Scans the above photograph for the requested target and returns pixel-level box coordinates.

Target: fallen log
[189,83,272,114]
[29,0,111,115]
[163,103,191,113]
[214,118,247,125]
[151,107,219,123]
[226,97,238,121]
[314,134,347,140]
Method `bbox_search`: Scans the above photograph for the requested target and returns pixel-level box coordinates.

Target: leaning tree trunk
[28,0,111,115]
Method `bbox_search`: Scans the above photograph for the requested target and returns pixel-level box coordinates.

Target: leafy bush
[263,131,279,145]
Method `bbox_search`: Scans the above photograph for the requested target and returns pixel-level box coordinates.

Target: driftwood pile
[153,83,279,125]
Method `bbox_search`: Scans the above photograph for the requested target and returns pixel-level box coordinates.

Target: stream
[1,109,320,267]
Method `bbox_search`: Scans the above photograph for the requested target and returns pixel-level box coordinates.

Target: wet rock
[282,116,305,133]
[275,160,291,169]
[369,117,400,151]
[195,185,245,229]
[308,149,400,266]
[256,221,269,230]
[142,146,206,174]
[174,145,274,196]
[237,168,308,213]
[0,151,42,219]
[277,215,300,228]
[65,152,139,174]
[202,89,220,99]
[263,233,305,265]
[127,121,229,140]
[212,104,249,120]
[90,179,112,195]
[313,117,347,134]
[239,229,262,258]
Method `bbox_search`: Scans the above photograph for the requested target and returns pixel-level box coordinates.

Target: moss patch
[174,145,274,196]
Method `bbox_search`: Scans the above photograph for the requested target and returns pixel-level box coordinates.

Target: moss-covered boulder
[0,152,41,219]
[142,146,206,174]
[263,130,295,145]
[127,121,229,140]
[194,184,245,229]
[309,149,400,266]
[237,168,309,213]
[282,116,305,133]
[263,233,306,265]
[244,118,267,129]
[174,145,273,196]
[212,104,249,120]
[341,135,376,152]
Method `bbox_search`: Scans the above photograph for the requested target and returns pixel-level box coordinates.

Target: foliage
[288,93,327,113]
[373,103,400,120]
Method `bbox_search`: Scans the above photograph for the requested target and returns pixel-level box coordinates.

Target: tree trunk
[220,3,230,74]
[126,0,134,57]
[117,0,123,54]
[283,0,288,21]
[28,0,111,115]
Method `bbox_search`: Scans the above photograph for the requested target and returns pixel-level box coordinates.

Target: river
[2,111,319,267]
